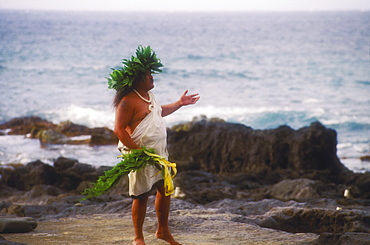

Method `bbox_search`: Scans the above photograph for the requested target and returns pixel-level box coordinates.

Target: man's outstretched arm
[161,90,200,117]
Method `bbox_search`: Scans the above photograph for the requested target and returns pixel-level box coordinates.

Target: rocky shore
[0,116,369,244]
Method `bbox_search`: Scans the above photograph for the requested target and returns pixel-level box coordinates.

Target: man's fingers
[182,90,189,97]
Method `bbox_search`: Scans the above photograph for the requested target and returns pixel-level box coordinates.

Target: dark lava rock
[167,120,347,175]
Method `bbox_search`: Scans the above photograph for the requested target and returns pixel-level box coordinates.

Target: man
[109,46,199,245]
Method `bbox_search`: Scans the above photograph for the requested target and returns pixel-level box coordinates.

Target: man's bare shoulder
[117,92,137,110]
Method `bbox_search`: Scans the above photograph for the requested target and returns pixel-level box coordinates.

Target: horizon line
[1,7,369,13]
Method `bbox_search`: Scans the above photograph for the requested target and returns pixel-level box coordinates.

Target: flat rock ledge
[0,196,369,245]
[0,217,37,233]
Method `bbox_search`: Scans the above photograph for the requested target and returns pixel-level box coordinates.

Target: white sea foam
[303,98,320,104]
[46,104,115,128]
[322,116,370,126]
[165,105,320,129]
[0,135,118,167]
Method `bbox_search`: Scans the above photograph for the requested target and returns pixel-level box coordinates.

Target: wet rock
[1,159,368,205]
[269,178,321,201]
[54,157,96,177]
[53,157,102,190]
[167,120,347,175]
[0,236,27,245]
[39,129,69,144]
[205,198,307,216]
[345,172,370,199]
[360,155,370,162]
[0,217,37,233]
[76,181,94,194]
[39,129,90,145]
[174,171,238,204]
[251,207,370,234]
[0,205,25,217]
[0,157,113,196]
[22,185,64,204]
[53,157,79,171]
[89,127,118,145]
[0,117,117,146]
[303,232,370,245]
[1,160,58,191]
[56,120,91,137]
[171,169,365,204]
[0,116,56,136]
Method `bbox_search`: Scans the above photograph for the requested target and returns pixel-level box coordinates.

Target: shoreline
[0,137,368,174]
[0,116,369,173]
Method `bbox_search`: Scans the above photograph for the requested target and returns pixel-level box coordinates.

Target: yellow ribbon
[143,150,177,196]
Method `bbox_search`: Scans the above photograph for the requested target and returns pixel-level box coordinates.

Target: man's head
[107,45,163,92]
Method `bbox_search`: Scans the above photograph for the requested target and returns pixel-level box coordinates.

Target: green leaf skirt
[81,148,177,200]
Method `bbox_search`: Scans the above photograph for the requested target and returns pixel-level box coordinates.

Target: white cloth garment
[118,91,168,198]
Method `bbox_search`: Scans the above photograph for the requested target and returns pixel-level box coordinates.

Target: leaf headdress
[107,45,164,91]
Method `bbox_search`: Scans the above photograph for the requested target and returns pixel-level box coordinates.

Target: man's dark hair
[113,76,141,108]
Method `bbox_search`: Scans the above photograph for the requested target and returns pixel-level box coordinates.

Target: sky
[0,0,369,12]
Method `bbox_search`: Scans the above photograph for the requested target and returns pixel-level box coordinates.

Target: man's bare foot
[156,231,182,245]
[132,237,146,245]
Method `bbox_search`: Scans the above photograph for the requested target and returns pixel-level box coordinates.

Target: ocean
[0,10,369,172]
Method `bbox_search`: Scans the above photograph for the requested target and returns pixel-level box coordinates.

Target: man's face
[142,72,154,91]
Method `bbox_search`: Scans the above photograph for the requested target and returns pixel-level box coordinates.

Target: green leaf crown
[107,45,164,91]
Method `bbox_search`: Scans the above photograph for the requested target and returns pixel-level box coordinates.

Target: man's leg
[132,197,148,245]
[155,186,181,245]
